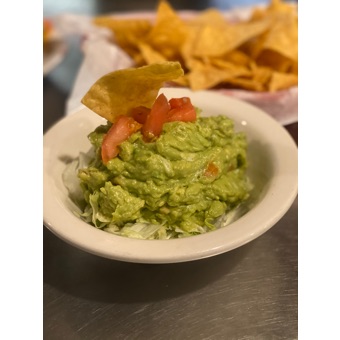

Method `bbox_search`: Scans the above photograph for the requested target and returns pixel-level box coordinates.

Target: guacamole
[65,114,252,239]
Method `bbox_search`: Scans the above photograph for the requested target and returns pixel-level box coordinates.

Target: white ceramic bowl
[43,88,298,263]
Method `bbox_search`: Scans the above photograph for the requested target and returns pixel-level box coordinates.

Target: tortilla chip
[256,49,296,73]
[209,58,251,74]
[81,62,184,122]
[261,14,298,62]
[248,0,298,62]
[269,71,298,92]
[43,19,53,44]
[138,42,167,64]
[187,61,251,90]
[93,17,152,59]
[187,8,227,27]
[192,19,270,57]
[226,77,265,92]
[223,50,253,67]
[144,1,188,60]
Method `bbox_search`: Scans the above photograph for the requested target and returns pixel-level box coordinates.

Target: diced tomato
[167,97,196,122]
[169,97,191,109]
[142,93,170,141]
[129,95,197,142]
[101,116,142,164]
[130,106,151,124]
[204,163,219,177]
[167,102,196,122]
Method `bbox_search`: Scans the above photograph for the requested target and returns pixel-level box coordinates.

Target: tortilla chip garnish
[81,62,184,123]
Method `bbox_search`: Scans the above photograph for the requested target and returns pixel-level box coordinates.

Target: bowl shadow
[44,227,254,304]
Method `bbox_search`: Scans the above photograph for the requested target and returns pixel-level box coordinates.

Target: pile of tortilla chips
[93,0,298,92]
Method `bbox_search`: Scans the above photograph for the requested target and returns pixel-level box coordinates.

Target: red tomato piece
[101,116,142,164]
[169,97,191,109]
[167,97,196,122]
[142,93,170,141]
[204,163,219,177]
[130,106,151,124]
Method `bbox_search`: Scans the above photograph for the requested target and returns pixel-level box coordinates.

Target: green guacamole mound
[75,115,252,239]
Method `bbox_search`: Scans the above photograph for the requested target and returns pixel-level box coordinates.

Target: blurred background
[44,0,271,16]
[43,0,297,132]
[44,0,273,130]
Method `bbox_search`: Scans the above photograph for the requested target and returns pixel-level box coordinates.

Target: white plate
[43,88,298,263]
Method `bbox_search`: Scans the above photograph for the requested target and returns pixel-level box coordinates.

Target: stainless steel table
[43,1,298,339]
